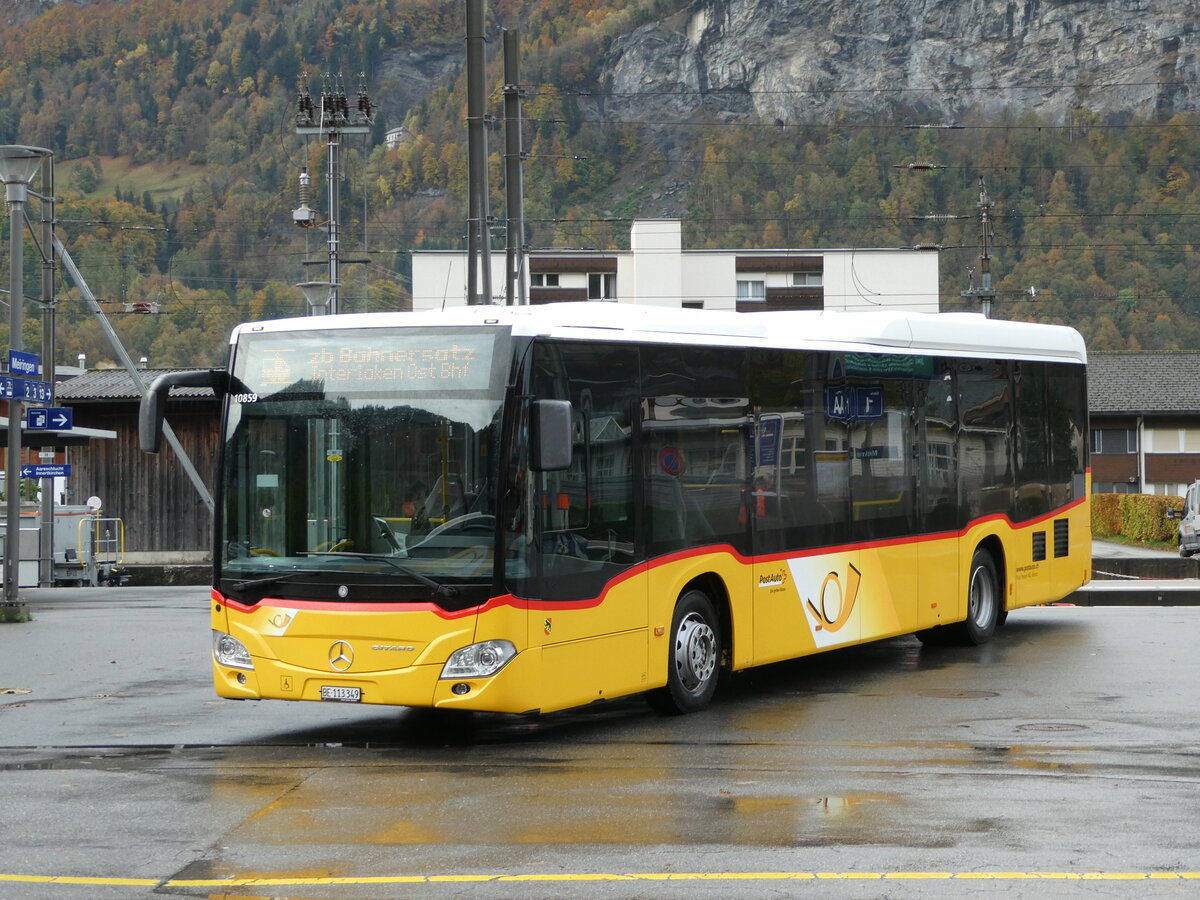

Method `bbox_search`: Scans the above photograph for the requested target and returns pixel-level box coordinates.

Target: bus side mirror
[140,369,230,453]
[531,399,572,471]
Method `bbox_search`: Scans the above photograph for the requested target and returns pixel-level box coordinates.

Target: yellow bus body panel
[211,493,1090,714]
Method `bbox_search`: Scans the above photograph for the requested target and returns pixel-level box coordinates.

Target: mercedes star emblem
[328,640,354,671]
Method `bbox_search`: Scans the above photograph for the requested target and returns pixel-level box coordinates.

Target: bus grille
[1032,531,1046,562]
[1054,518,1070,558]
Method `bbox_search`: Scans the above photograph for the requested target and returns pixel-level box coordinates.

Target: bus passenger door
[520,342,646,712]
[846,372,916,641]
[751,357,861,663]
[915,360,959,630]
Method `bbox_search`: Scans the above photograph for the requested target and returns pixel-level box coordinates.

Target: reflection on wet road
[2,597,1200,898]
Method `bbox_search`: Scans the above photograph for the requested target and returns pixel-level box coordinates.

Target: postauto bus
[140,302,1089,715]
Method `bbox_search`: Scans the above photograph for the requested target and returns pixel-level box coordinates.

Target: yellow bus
[140,303,1090,715]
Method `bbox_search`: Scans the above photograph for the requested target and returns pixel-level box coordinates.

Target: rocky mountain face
[603,0,1200,124]
[4,0,57,27]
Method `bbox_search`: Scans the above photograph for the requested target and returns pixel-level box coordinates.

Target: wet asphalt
[0,576,1198,898]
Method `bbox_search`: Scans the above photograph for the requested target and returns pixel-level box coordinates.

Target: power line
[525,80,1200,99]
[525,115,1200,132]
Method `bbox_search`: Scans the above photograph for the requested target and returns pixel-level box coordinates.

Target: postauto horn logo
[757,569,789,589]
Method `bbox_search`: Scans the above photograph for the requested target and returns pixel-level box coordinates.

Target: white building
[411,219,940,314]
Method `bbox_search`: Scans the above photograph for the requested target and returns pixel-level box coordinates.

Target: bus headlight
[440,640,516,679]
[213,630,254,670]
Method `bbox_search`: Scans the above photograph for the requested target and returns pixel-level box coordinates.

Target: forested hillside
[2,0,1200,366]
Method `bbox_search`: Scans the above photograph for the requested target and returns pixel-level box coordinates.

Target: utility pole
[295,73,374,315]
[466,0,492,305]
[37,154,55,587]
[54,233,214,515]
[961,177,997,317]
[502,27,527,306]
[0,145,51,622]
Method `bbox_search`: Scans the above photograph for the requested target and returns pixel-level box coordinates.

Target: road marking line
[2,871,1199,887]
[0,876,161,886]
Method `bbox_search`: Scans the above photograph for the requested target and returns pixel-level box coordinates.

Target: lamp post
[296,280,338,316]
[1,145,51,622]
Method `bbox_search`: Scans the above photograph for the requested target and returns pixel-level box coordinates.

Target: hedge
[1092,492,1182,544]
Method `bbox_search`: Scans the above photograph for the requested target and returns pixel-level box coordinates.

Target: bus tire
[953,548,1000,646]
[647,589,722,715]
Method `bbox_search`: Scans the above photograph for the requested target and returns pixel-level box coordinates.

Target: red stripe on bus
[214,494,1086,618]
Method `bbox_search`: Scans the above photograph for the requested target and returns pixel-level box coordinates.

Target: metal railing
[76,516,125,586]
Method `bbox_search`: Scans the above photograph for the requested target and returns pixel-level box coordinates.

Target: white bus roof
[231,303,1086,364]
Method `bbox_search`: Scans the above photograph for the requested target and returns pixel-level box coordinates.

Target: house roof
[55,368,218,402]
[1088,352,1200,416]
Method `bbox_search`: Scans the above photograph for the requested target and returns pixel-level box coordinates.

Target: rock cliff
[604,0,1200,123]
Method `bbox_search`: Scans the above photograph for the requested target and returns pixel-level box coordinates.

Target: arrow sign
[1,377,52,402]
[25,407,72,431]
[18,379,52,403]
[19,464,71,478]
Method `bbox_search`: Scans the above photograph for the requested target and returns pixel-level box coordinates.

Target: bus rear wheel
[915,548,1001,646]
[647,590,722,715]
[953,548,1000,646]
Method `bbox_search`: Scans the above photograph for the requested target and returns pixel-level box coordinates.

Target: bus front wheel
[647,590,722,715]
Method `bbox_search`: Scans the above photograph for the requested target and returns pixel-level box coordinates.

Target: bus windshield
[218,324,511,605]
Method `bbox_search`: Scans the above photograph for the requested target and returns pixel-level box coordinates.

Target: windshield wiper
[299,552,461,600]
[228,572,307,592]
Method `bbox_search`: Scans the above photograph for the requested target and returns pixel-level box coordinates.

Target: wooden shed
[55,369,220,562]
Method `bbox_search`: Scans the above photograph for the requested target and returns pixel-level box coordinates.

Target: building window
[682,300,704,309]
[530,273,560,288]
[792,272,823,287]
[736,279,765,301]
[1093,481,1139,494]
[588,272,616,300]
[1091,428,1138,454]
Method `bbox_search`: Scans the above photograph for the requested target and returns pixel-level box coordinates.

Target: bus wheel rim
[969,565,994,628]
[675,612,717,693]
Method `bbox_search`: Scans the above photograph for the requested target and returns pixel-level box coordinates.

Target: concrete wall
[822,250,940,313]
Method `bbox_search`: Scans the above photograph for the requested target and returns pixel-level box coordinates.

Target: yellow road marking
[3,871,1200,887]
[0,876,161,886]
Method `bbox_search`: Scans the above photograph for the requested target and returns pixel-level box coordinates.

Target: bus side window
[641,345,752,557]
[958,359,1014,520]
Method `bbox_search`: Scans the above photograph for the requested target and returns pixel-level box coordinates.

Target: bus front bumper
[212,647,542,713]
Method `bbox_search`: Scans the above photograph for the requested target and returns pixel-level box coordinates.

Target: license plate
[320,685,361,703]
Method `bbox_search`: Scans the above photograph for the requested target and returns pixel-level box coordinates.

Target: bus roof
[231,303,1087,364]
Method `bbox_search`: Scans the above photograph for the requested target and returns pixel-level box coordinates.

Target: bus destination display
[237,329,500,396]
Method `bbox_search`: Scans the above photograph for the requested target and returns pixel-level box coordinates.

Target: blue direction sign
[26,407,72,431]
[18,379,52,403]
[19,464,71,479]
[0,375,52,403]
[8,349,39,378]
